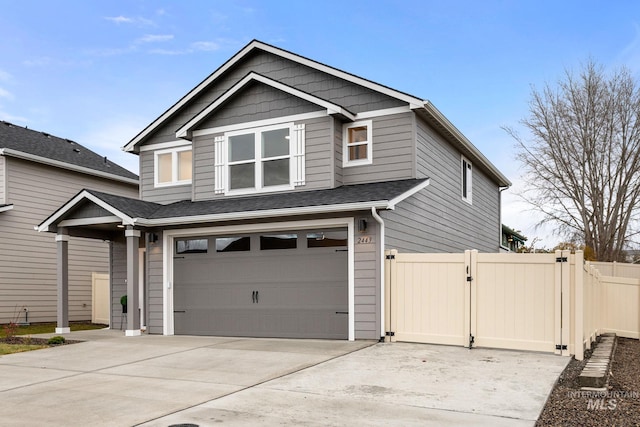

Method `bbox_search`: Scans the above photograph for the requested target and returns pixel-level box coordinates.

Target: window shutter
[293,124,305,186]
[214,136,225,194]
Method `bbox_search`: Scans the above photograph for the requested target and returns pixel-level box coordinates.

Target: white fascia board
[387,179,431,209]
[135,200,390,227]
[176,72,354,140]
[192,111,326,138]
[139,140,192,153]
[124,40,423,151]
[58,215,122,228]
[422,102,511,187]
[37,190,135,232]
[0,204,13,213]
[0,148,139,185]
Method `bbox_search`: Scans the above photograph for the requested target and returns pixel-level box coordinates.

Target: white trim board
[162,217,356,340]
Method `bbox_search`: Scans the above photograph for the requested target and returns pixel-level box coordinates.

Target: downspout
[371,207,385,340]
[499,186,510,250]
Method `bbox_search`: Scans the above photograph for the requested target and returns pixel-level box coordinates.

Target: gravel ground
[537,337,640,426]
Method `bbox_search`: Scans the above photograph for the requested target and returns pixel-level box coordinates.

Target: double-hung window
[461,156,472,204]
[343,120,372,167]
[155,146,192,187]
[216,122,305,195]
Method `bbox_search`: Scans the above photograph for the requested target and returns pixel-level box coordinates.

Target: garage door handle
[335,311,348,314]
[174,310,186,313]
[255,290,259,303]
[252,291,256,303]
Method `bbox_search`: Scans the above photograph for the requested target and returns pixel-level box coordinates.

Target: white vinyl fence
[385,250,640,360]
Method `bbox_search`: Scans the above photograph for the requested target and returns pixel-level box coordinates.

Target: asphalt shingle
[0,120,138,181]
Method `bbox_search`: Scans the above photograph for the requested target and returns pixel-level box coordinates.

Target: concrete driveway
[0,330,568,426]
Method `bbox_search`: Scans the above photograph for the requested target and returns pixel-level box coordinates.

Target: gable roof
[0,121,138,184]
[38,178,429,231]
[176,72,356,139]
[123,40,510,187]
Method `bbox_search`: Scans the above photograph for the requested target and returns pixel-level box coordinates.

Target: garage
[172,228,348,339]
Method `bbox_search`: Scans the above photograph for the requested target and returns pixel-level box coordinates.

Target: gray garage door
[173,229,348,339]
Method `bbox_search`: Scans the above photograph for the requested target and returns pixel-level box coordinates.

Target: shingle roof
[0,120,138,181]
[81,178,428,222]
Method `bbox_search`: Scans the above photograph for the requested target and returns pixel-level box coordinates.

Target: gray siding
[0,157,138,324]
[354,213,380,340]
[110,240,127,329]
[381,117,500,253]
[146,232,164,334]
[0,156,5,204]
[192,116,334,201]
[342,113,414,185]
[66,201,113,220]
[140,49,406,147]
[139,150,192,204]
[333,118,343,187]
[196,82,323,130]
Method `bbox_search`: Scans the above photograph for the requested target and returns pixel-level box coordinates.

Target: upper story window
[215,122,306,195]
[461,156,472,204]
[343,120,372,167]
[155,146,192,187]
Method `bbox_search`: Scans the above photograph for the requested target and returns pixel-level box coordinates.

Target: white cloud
[104,15,155,27]
[0,87,14,100]
[191,41,220,52]
[105,16,134,24]
[77,120,143,174]
[0,69,11,82]
[137,34,174,44]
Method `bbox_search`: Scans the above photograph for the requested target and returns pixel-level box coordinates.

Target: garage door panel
[173,229,348,339]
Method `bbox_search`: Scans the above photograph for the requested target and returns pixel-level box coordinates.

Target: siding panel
[0,157,138,324]
[382,117,500,253]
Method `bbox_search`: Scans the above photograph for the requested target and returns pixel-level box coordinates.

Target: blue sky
[1,0,639,247]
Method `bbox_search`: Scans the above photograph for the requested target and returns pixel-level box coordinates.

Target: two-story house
[38,40,510,341]
[0,121,138,325]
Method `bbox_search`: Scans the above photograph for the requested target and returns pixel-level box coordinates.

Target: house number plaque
[356,236,372,244]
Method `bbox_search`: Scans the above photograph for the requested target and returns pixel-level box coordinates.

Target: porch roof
[37,178,430,231]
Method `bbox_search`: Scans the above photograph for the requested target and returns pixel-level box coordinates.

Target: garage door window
[260,234,297,250]
[307,231,348,248]
[176,238,208,254]
[216,236,250,252]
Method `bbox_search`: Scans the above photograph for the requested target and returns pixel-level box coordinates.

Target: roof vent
[65,139,75,144]
[41,132,51,138]
[73,148,80,153]
[103,156,108,164]
[3,121,12,127]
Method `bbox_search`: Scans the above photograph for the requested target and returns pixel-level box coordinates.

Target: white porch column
[125,227,141,336]
[56,228,70,334]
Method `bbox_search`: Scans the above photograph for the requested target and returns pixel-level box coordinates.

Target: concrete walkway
[0,330,568,426]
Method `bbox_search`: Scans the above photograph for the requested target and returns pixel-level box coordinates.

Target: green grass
[0,343,48,355]
[0,322,107,338]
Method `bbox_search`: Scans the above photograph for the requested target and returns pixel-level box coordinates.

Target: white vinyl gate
[385,250,572,355]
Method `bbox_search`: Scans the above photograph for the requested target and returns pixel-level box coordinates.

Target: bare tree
[506,60,640,261]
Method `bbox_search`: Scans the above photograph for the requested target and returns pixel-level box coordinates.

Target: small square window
[260,234,297,250]
[343,120,372,167]
[216,236,251,252]
[176,238,208,254]
[155,146,192,187]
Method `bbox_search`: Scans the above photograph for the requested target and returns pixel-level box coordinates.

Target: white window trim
[224,122,296,196]
[461,155,472,204]
[343,120,373,167]
[154,146,193,188]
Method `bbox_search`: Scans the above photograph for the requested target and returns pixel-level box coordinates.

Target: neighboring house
[500,224,527,252]
[38,40,510,341]
[0,121,139,324]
